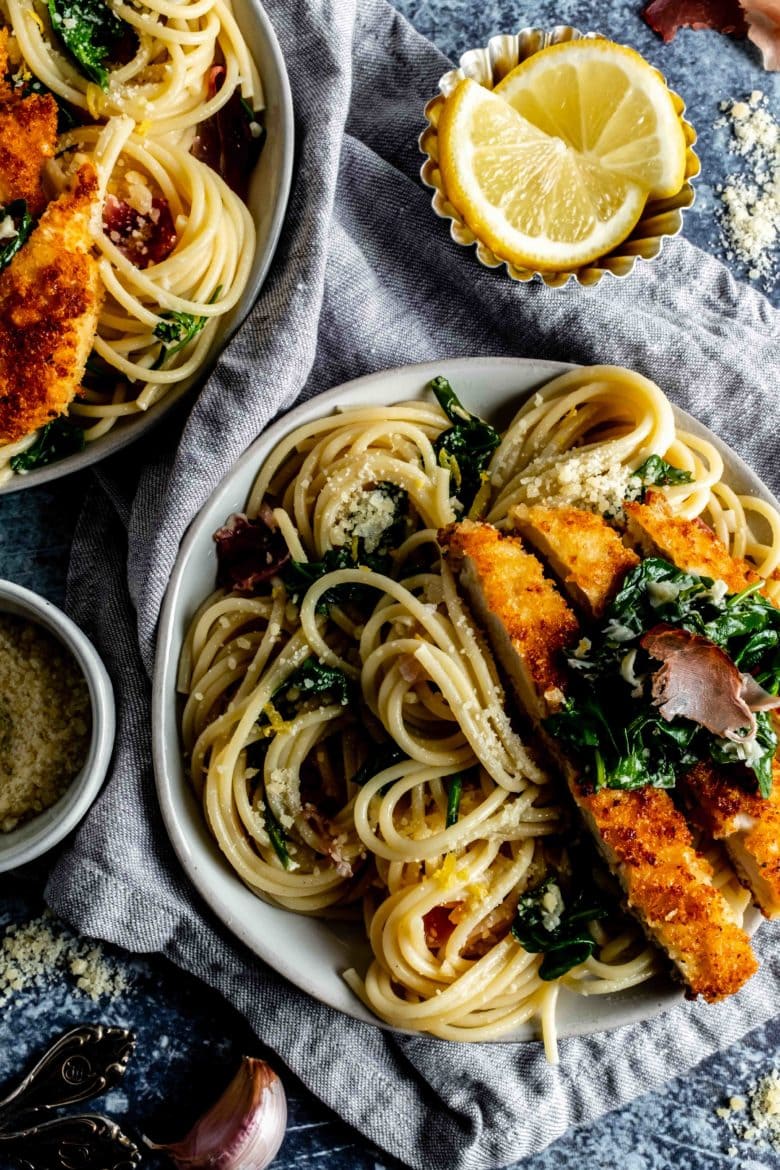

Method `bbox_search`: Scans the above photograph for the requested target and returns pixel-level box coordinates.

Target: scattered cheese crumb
[540,881,565,933]
[0,914,129,1006]
[716,94,779,288]
[717,1071,780,1153]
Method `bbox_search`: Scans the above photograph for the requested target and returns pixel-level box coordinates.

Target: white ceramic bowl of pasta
[153,356,769,1043]
[0,0,294,496]
[0,580,115,871]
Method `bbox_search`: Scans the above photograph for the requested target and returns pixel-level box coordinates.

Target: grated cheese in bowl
[0,614,91,833]
[0,580,115,872]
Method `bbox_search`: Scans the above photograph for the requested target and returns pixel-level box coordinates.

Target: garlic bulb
[146,1056,287,1169]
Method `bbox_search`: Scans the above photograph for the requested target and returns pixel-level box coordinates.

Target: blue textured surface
[0,3,778,1169]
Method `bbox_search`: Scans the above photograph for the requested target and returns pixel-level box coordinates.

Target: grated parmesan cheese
[718,1071,780,1152]
[0,914,129,1006]
[716,92,779,287]
[508,448,634,518]
[265,766,301,828]
[540,882,565,933]
[0,616,90,833]
[331,486,398,554]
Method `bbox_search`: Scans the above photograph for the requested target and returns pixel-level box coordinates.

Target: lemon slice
[494,39,687,201]
[438,78,649,271]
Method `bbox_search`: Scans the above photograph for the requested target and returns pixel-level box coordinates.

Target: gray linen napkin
[47,1,780,1167]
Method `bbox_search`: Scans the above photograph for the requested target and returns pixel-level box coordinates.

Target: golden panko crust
[445,517,759,1003]
[510,503,640,618]
[682,760,780,921]
[624,489,761,594]
[440,519,579,702]
[0,164,102,443]
[0,88,58,217]
[581,785,758,1001]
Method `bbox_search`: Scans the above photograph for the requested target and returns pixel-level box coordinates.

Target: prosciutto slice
[640,625,780,741]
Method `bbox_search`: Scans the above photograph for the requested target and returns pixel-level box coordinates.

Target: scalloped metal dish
[153,356,766,1046]
[0,0,294,495]
[419,26,700,289]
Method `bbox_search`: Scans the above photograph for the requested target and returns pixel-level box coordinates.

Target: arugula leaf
[445,773,463,828]
[350,744,408,788]
[608,558,714,640]
[278,658,351,709]
[283,547,386,611]
[706,592,780,653]
[153,286,222,368]
[630,455,694,499]
[546,697,680,792]
[0,201,33,275]
[752,713,778,799]
[48,0,129,89]
[263,803,292,869]
[429,376,500,513]
[10,417,85,473]
[512,876,609,981]
[281,484,407,611]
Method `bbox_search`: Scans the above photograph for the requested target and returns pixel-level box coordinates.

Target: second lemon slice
[438,78,649,272]
[494,39,687,201]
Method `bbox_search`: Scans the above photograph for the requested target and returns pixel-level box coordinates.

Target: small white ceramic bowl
[0,581,115,871]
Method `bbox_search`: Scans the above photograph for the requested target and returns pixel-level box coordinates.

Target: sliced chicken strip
[0,163,102,443]
[682,760,780,919]
[511,503,639,618]
[624,489,761,594]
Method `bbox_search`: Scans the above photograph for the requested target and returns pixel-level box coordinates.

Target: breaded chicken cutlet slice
[0,163,102,444]
[624,489,761,594]
[682,760,780,919]
[0,34,58,217]
[511,503,640,618]
[441,519,758,1002]
[623,490,780,918]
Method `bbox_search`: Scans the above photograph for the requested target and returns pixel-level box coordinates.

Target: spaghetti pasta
[0,0,261,481]
[179,365,776,1057]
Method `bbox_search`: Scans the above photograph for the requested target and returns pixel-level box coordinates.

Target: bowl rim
[0,0,295,496]
[0,580,115,870]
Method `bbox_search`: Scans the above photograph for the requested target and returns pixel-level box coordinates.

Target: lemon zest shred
[86,84,104,119]
[432,853,469,890]
[261,701,292,734]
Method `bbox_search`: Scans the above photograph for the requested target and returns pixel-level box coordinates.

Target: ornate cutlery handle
[0,1026,135,1129]
[0,1112,141,1170]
